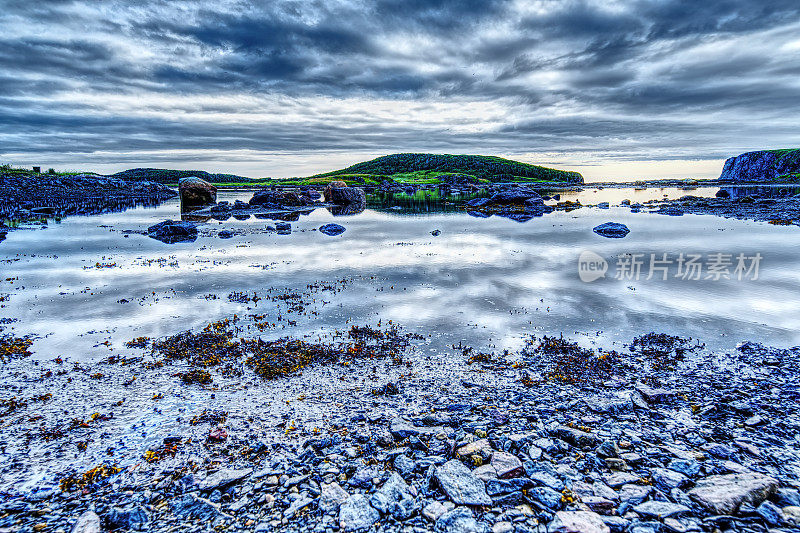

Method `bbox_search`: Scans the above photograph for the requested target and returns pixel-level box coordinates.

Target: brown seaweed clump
[0,334,34,363]
[523,335,624,384]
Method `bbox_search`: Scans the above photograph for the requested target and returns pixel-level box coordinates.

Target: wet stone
[633,501,690,519]
[434,459,492,506]
[548,511,610,533]
[688,472,779,515]
[339,494,380,532]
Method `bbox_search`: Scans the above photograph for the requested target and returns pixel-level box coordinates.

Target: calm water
[2,188,800,359]
[2,187,800,494]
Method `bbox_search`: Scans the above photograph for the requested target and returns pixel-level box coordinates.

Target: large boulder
[326,186,366,207]
[323,180,348,200]
[719,150,800,182]
[179,177,216,210]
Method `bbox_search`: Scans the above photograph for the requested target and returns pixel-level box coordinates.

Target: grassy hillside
[770,149,800,181]
[307,153,583,184]
[108,168,261,184]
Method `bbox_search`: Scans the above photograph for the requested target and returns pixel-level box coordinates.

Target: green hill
[307,153,583,184]
[108,168,261,184]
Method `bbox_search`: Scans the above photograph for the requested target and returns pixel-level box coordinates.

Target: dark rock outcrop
[319,223,346,236]
[719,150,800,182]
[249,190,314,208]
[489,187,542,205]
[325,186,366,207]
[179,177,217,211]
[147,220,198,244]
[593,222,630,239]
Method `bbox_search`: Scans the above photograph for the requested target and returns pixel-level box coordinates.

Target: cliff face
[719,149,800,182]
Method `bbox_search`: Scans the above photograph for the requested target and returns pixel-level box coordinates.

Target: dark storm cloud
[1,0,799,171]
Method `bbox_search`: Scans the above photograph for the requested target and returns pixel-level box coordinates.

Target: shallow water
[2,188,800,359]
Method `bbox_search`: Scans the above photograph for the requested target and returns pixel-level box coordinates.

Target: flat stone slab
[633,500,690,518]
[434,459,492,506]
[688,472,779,515]
[548,511,610,533]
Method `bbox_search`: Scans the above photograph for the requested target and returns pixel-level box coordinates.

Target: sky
[1,0,799,182]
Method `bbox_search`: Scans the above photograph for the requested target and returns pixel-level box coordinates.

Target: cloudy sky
[1,0,799,181]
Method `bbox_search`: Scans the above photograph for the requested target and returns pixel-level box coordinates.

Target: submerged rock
[147,220,198,243]
[320,223,346,236]
[592,222,630,239]
[489,187,542,205]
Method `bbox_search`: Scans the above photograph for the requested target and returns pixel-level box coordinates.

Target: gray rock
[688,472,779,515]
[394,454,416,476]
[548,511,610,533]
[349,467,379,488]
[319,482,350,513]
[198,468,253,491]
[582,496,616,515]
[604,473,639,488]
[553,425,600,448]
[434,459,492,506]
[633,501,690,518]
[106,505,150,530]
[70,510,101,533]
[651,468,688,491]
[667,459,700,478]
[339,494,380,532]
[390,416,444,439]
[618,484,651,505]
[172,493,228,521]
[526,486,562,510]
[774,488,800,508]
[370,473,417,520]
[491,451,523,479]
[326,186,366,207]
[596,440,620,459]
[422,500,449,522]
[756,501,785,526]
[284,496,313,519]
[526,464,565,491]
[147,219,198,244]
[435,507,486,533]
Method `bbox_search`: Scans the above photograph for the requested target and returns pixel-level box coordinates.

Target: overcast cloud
[1,0,799,180]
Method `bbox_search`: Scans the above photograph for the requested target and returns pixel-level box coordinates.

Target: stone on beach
[434,459,492,506]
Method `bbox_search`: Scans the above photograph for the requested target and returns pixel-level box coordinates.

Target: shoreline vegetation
[3,150,800,191]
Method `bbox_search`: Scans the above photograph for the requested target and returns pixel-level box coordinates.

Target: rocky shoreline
[0,173,177,223]
[1,324,799,533]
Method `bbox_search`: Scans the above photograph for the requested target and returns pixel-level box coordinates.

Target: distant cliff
[719,149,800,182]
